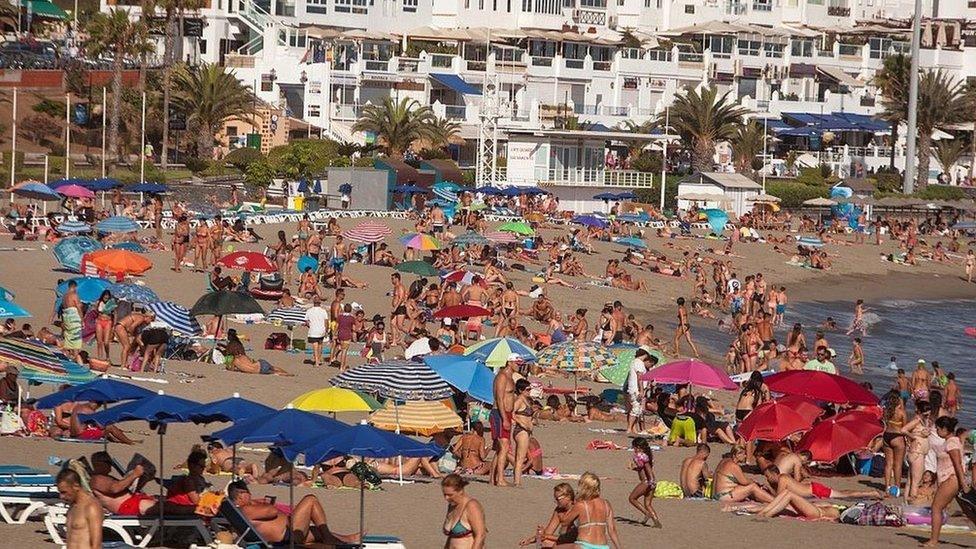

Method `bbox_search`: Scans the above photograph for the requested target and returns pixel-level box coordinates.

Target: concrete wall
[326,167,392,211]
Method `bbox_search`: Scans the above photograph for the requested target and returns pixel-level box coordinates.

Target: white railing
[534,168,656,188]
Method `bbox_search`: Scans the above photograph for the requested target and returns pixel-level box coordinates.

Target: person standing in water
[846,299,867,337]
[849,338,864,375]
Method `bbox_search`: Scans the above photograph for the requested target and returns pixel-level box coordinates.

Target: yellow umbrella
[369,400,462,436]
[288,387,381,413]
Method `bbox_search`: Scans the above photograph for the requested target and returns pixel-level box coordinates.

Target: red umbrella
[342,221,392,243]
[737,400,816,441]
[433,304,491,319]
[765,370,879,405]
[774,395,825,424]
[216,251,277,273]
[796,410,883,462]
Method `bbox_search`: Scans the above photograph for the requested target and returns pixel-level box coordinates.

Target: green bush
[224,147,264,172]
[916,185,967,200]
[874,172,901,193]
[32,97,65,118]
[244,159,276,187]
[765,180,829,208]
[630,151,661,174]
[633,174,681,211]
[184,157,210,174]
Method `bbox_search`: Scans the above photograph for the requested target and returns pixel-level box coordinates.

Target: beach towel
[61,307,83,350]
[586,440,627,450]
[653,481,684,499]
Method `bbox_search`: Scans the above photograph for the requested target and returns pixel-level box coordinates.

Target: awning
[817,66,864,88]
[430,73,481,96]
[22,0,68,19]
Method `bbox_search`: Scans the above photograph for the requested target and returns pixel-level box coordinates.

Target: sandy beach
[1,214,975,548]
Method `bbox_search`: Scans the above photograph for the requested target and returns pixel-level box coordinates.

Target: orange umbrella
[85,249,153,276]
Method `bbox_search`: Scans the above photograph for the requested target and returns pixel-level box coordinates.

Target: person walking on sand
[489,355,518,487]
[172,215,190,272]
[304,295,328,368]
[441,474,486,549]
[672,297,700,358]
[56,469,102,549]
[626,349,652,434]
[923,416,967,547]
[628,437,662,528]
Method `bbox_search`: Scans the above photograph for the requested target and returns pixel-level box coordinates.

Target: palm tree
[731,121,766,176]
[618,119,656,161]
[429,116,461,147]
[558,116,595,131]
[172,63,255,158]
[933,140,965,182]
[914,69,967,189]
[352,97,439,158]
[86,9,152,162]
[874,54,911,170]
[662,85,750,173]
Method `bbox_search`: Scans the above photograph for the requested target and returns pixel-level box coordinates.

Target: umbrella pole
[395,402,403,484]
[358,457,365,549]
[158,427,165,544]
[232,444,238,480]
[288,465,295,549]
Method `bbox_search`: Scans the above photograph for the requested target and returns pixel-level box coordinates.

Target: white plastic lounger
[0,486,60,524]
[45,505,213,549]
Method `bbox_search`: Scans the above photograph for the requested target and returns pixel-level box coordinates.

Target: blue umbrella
[474,186,501,195]
[297,255,319,274]
[392,184,428,194]
[55,277,112,303]
[593,192,618,201]
[423,354,494,404]
[12,182,60,201]
[96,216,140,234]
[208,407,348,446]
[571,215,609,229]
[499,187,522,197]
[0,299,31,319]
[614,191,637,200]
[48,178,85,189]
[704,209,729,235]
[108,242,147,253]
[53,237,103,272]
[57,220,93,234]
[125,182,170,194]
[89,178,121,191]
[175,393,275,424]
[146,301,202,336]
[34,378,156,409]
[522,187,548,196]
[616,236,647,250]
[0,286,14,300]
[109,283,160,304]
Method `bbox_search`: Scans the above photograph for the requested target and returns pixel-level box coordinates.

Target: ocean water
[692,299,976,424]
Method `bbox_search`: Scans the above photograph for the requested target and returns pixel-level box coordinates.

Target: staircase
[232,0,277,54]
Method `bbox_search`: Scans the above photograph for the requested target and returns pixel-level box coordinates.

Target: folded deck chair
[45,504,213,548]
[0,485,60,524]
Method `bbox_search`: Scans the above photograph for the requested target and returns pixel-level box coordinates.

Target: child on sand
[628,438,662,528]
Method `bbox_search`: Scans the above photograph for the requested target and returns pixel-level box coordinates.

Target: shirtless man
[490,355,518,487]
[329,289,345,341]
[389,273,408,347]
[911,360,932,401]
[172,215,190,272]
[52,401,140,444]
[441,282,462,308]
[56,469,102,549]
[763,466,881,499]
[773,449,811,481]
[114,311,154,369]
[89,451,187,517]
[680,443,712,497]
[526,293,555,322]
[611,301,627,344]
[307,229,323,260]
[227,480,358,545]
[430,203,446,235]
[500,282,520,319]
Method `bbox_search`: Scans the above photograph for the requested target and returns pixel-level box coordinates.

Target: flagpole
[9,88,16,188]
[659,105,669,211]
[65,93,71,179]
[140,91,146,183]
[101,87,107,177]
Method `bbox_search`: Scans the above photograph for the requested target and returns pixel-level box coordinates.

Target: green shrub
[765,180,829,208]
[224,147,264,172]
[916,185,966,200]
[630,151,661,174]
[244,159,276,187]
[874,172,901,193]
[634,174,681,211]
[184,157,210,174]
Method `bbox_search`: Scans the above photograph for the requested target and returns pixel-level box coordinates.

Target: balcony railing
[828,5,851,15]
[398,57,420,72]
[444,105,467,120]
[531,57,553,67]
[593,61,611,71]
[430,54,454,68]
[536,168,656,188]
[565,58,585,69]
[334,104,363,120]
[364,59,390,71]
[574,8,607,25]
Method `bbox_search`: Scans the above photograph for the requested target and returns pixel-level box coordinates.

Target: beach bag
[127,354,143,372]
[437,452,458,474]
[0,409,25,434]
[264,332,290,351]
[842,501,903,527]
[653,481,684,499]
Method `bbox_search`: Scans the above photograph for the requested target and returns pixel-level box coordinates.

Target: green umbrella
[395,260,439,276]
[599,347,665,386]
[497,221,535,236]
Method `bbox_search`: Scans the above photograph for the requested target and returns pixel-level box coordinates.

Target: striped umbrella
[266,306,308,326]
[330,360,454,401]
[370,400,462,436]
[53,237,103,272]
[146,301,202,336]
[432,187,459,203]
[450,231,488,247]
[11,181,60,201]
[485,230,518,244]
[342,221,392,243]
[399,233,442,250]
[0,338,96,385]
[57,220,92,234]
[798,236,824,248]
[536,341,616,372]
[109,283,160,304]
[96,216,140,234]
[464,337,537,370]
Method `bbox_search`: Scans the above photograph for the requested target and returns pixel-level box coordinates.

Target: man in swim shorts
[763,466,882,499]
[490,355,518,487]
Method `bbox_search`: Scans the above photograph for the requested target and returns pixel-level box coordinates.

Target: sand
[1,214,975,548]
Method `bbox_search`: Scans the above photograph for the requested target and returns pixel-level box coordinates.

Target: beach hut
[676,172,762,216]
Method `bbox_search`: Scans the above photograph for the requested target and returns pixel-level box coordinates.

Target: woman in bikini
[193,223,211,270]
[511,379,535,488]
[881,392,907,497]
[672,297,700,358]
[711,445,775,504]
[94,290,117,361]
[562,472,620,549]
[441,474,486,549]
[296,215,312,254]
[628,437,661,528]
[518,483,579,547]
[271,230,290,275]
[172,215,190,272]
[598,305,615,345]
[901,400,933,502]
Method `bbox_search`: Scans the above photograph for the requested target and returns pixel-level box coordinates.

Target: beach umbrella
[639,359,738,390]
[81,390,200,541]
[85,249,153,276]
[399,233,443,251]
[0,338,95,386]
[704,209,729,235]
[209,407,348,447]
[11,181,60,201]
[615,236,647,250]
[125,182,170,194]
[736,400,816,441]
[226,203,264,215]
[475,186,501,195]
[423,354,494,404]
[342,221,392,243]
[523,187,548,196]
[796,410,883,462]
[536,341,616,395]
[450,231,488,247]
[216,251,277,273]
[285,420,444,545]
[108,242,147,253]
[109,283,160,305]
[57,184,95,199]
[0,299,31,319]
[765,370,878,405]
[442,270,479,286]
[432,186,459,203]
[615,191,637,200]
[571,215,609,228]
[432,304,491,319]
[0,287,14,301]
[53,237,103,272]
[266,306,308,327]
[55,220,92,234]
[485,230,518,244]
[145,301,203,336]
[96,216,140,234]
[88,178,121,191]
[296,255,318,274]
[189,290,263,317]
[369,400,462,436]
[774,395,826,423]
[176,393,275,424]
[394,260,439,276]
[55,277,112,303]
[593,192,618,201]
[497,221,534,236]
[797,236,824,248]
[33,378,155,409]
[331,360,454,401]
[803,197,837,207]
[48,178,85,189]
[464,337,536,370]
[288,387,381,414]
[599,347,665,386]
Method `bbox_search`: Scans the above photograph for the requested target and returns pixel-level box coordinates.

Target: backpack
[841,501,904,527]
[264,332,290,351]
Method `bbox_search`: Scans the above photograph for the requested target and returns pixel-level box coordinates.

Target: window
[199,40,207,54]
[708,35,734,55]
[403,0,416,10]
[738,39,761,55]
[580,0,606,7]
[763,42,785,57]
[307,0,327,13]
[752,0,771,10]
[644,0,650,6]
[307,105,321,117]
[684,3,694,12]
[334,0,367,13]
[791,38,814,57]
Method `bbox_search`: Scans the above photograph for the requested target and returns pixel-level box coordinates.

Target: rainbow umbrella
[369,400,462,436]
[0,338,96,386]
[536,341,616,373]
[464,337,536,370]
[399,233,443,251]
[599,347,665,386]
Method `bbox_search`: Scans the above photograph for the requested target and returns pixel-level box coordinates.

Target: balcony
[334,104,363,120]
[536,168,656,188]
[564,58,585,69]
[593,60,611,71]
[531,57,553,67]
[828,5,851,15]
[574,8,607,25]
[444,105,467,120]
[677,52,704,68]
[364,59,390,72]
[398,57,420,73]
[430,54,454,69]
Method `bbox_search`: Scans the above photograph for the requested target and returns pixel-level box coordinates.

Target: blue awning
[833,112,891,133]
[779,112,883,133]
[430,73,481,96]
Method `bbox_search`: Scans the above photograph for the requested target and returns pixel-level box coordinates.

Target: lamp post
[659,105,669,211]
[8,88,16,188]
[902,0,923,194]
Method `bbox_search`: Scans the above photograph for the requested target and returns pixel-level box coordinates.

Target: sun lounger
[0,486,60,524]
[217,499,405,548]
[45,504,213,548]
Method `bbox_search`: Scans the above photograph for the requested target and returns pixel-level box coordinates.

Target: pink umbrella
[58,184,95,199]
[639,359,738,390]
